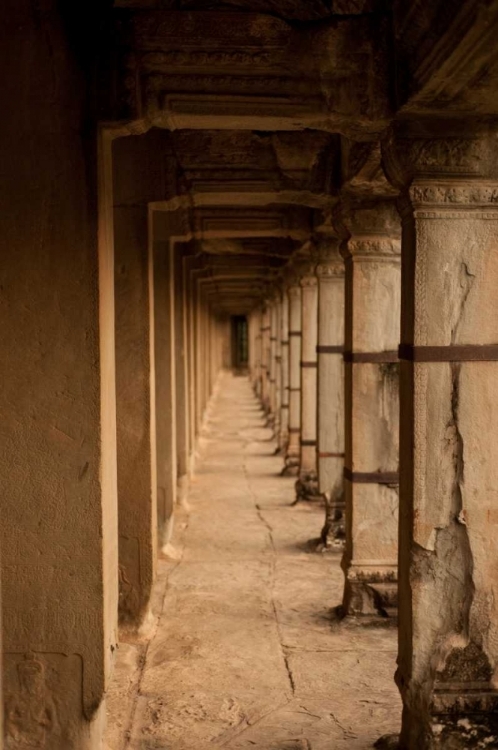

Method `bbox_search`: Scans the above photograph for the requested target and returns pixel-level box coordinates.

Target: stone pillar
[295,271,320,502]
[113,138,159,628]
[283,284,302,475]
[339,201,401,618]
[381,127,498,748]
[261,306,271,414]
[268,299,278,426]
[153,229,177,548]
[183,253,198,475]
[0,9,118,739]
[274,296,283,446]
[279,290,290,453]
[174,245,190,506]
[316,241,346,547]
[255,307,264,401]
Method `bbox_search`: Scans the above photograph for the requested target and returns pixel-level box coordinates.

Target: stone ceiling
[110,0,498,316]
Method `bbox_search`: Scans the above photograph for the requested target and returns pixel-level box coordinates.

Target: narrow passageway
[105,372,400,750]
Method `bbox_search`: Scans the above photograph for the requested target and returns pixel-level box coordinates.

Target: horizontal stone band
[281,341,289,346]
[289,427,300,434]
[398,343,498,362]
[289,387,300,392]
[344,467,399,484]
[270,336,277,341]
[261,326,271,331]
[301,439,317,446]
[289,330,302,336]
[343,350,398,364]
[281,404,289,409]
[301,361,318,368]
[317,345,344,354]
[319,451,345,458]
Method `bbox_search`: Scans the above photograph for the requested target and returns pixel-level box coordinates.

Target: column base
[282,452,300,476]
[294,472,321,503]
[321,489,345,549]
[342,566,397,618]
[374,735,399,749]
[381,710,498,750]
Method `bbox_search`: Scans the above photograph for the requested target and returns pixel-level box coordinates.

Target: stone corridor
[104,373,400,750]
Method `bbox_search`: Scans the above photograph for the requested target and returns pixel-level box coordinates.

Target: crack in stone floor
[104,372,401,750]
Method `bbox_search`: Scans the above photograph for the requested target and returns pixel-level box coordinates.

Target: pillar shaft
[174,245,189,505]
[269,300,279,423]
[283,285,302,475]
[385,128,498,749]
[341,201,401,617]
[273,296,283,445]
[279,291,290,452]
[261,306,271,414]
[316,244,346,545]
[296,273,320,501]
[114,199,157,626]
[1,119,117,750]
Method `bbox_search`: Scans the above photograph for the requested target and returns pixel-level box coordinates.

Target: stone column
[295,271,320,502]
[340,200,401,618]
[114,201,157,627]
[283,283,302,475]
[153,229,177,548]
[268,299,279,426]
[113,138,160,628]
[174,245,190,506]
[279,289,290,453]
[273,295,283,446]
[316,240,346,547]
[0,31,118,742]
[252,308,263,400]
[380,127,498,749]
[183,253,198,476]
[261,305,271,414]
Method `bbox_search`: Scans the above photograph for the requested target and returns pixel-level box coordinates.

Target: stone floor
[104,372,401,750]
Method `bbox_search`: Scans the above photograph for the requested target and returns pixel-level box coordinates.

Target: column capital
[382,122,498,192]
[314,237,344,278]
[332,199,401,260]
[287,284,301,300]
[300,274,318,289]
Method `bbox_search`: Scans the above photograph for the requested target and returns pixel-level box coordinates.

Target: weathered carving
[300,274,318,288]
[347,238,401,257]
[409,183,498,206]
[382,128,498,189]
[141,49,276,68]
[5,656,60,749]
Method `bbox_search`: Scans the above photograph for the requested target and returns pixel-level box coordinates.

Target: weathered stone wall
[0,1,117,746]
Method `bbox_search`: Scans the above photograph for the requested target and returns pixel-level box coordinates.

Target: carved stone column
[316,240,346,546]
[295,270,320,502]
[283,283,302,476]
[339,200,401,618]
[279,288,290,453]
[380,126,498,749]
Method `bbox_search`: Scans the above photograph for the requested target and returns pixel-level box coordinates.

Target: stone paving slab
[104,373,401,750]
